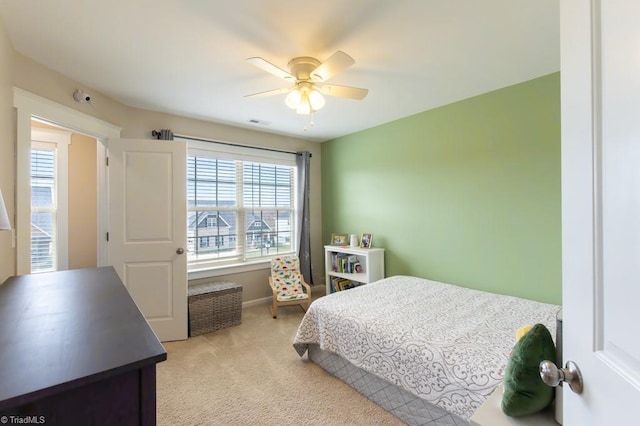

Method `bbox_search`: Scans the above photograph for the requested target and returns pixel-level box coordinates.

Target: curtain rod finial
[152,129,174,140]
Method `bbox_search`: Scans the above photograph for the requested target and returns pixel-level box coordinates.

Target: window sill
[188,259,271,280]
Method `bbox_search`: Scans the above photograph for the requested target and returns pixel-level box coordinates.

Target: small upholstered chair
[268,255,312,318]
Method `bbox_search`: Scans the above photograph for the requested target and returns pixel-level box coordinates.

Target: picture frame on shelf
[360,233,373,248]
[331,233,349,246]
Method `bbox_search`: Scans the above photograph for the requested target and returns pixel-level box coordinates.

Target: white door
[108,138,187,342]
[561,0,640,423]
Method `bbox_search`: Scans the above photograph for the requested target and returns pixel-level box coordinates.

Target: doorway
[30,119,99,272]
[13,88,122,274]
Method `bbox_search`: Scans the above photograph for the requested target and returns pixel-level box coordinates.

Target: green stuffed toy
[501,323,556,417]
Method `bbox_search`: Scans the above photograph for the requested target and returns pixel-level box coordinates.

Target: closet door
[108,138,187,342]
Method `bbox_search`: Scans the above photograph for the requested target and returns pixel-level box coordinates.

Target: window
[31,146,56,272]
[185,140,297,271]
[29,128,71,273]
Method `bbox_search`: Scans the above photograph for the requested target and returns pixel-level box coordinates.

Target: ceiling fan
[245,51,368,115]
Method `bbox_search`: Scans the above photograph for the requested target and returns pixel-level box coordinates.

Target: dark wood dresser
[0,267,167,425]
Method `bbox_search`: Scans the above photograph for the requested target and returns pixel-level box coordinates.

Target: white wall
[0,21,14,284]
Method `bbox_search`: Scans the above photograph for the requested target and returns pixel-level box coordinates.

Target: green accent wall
[321,73,561,304]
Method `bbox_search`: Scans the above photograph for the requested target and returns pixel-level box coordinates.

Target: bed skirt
[308,344,468,426]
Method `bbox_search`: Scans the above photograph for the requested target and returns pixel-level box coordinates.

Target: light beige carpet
[157,299,404,426]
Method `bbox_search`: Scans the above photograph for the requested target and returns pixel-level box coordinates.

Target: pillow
[501,323,556,417]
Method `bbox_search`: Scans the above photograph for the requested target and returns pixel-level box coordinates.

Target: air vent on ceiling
[248,118,271,126]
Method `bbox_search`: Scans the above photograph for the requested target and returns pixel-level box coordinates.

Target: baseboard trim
[242,296,272,308]
[241,285,325,309]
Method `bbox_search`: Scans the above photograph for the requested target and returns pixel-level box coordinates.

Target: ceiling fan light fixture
[308,89,326,110]
[296,92,312,115]
[287,87,325,115]
[285,89,302,109]
[247,51,363,117]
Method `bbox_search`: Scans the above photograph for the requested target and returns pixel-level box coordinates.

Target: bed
[293,275,560,425]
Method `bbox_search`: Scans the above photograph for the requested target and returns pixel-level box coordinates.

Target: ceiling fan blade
[244,87,293,98]
[247,57,295,81]
[319,85,368,100]
[310,51,355,82]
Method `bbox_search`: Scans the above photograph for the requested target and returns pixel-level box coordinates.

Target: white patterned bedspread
[293,275,560,420]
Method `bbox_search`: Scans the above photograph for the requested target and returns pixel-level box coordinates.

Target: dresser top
[0,266,167,409]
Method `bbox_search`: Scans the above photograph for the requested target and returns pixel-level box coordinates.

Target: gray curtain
[296,151,313,284]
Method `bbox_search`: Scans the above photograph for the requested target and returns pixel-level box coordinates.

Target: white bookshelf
[324,245,385,294]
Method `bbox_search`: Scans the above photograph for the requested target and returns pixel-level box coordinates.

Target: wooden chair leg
[270,303,278,319]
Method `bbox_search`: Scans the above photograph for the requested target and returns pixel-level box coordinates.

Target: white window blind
[30,146,57,272]
[186,143,297,271]
[29,127,70,274]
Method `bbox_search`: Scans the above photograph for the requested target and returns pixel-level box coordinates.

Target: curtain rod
[171,133,311,157]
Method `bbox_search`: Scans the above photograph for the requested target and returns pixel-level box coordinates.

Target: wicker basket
[188,282,242,337]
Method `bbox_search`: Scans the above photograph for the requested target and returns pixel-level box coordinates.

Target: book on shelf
[340,281,359,291]
[330,252,363,274]
[330,277,338,293]
[330,276,364,292]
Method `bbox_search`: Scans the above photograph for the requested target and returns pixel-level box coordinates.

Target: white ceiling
[0,0,559,142]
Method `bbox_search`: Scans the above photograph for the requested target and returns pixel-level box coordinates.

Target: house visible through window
[185,140,297,271]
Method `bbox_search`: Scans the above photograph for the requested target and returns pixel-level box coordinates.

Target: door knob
[539,360,583,394]
[176,248,184,255]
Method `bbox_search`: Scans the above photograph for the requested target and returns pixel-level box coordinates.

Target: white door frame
[13,88,121,273]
